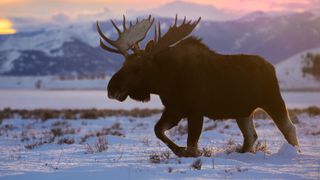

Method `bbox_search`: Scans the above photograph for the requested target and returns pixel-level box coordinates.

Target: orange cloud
[0,0,26,5]
[0,18,16,34]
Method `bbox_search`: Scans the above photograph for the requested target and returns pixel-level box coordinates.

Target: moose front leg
[154,109,184,156]
[184,114,203,157]
[236,117,258,153]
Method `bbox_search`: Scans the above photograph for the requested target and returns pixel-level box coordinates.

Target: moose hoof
[236,146,254,153]
[172,147,187,157]
[173,147,201,157]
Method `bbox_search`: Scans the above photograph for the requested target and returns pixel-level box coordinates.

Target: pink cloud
[0,0,317,18]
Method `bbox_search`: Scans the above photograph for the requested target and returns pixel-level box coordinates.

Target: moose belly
[160,90,259,120]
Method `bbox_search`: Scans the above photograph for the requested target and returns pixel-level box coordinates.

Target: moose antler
[152,15,201,54]
[97,15,154,56]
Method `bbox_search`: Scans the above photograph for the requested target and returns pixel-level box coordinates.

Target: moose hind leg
[236,117,258,153]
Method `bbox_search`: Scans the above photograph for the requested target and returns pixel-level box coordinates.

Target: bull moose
[96,15,299,157]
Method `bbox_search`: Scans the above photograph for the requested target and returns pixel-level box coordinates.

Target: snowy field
[0,89,319,179]
[1,90,320,109]
[0,113,319,179]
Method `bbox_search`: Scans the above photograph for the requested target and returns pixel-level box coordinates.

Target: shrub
[191,158,202,170]
[302,52,320,80]
[95,136,108,152]
[51,128,63,137]
[85,136,108,153]
[253,140,269,154]
[202,147,214,157]
[307,106,320,117]
[79,109,99,119]
[58,138,75,145]
[149,153,161,164]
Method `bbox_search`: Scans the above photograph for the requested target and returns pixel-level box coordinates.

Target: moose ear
[145,40,155,53]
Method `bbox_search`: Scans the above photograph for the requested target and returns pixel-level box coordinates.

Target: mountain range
[0,1,320,76]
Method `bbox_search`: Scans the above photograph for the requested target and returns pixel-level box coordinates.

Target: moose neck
[147,52,178,97]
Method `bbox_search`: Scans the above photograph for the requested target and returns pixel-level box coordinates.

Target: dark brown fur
[107,37,299,157]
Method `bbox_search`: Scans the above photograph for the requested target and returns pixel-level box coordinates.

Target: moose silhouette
[97,15,299,157]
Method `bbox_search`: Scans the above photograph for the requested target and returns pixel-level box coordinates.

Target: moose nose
[107,83,116,98]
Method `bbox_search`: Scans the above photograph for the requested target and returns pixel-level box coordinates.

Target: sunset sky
[1,0,318,17]
[0,0,319,34]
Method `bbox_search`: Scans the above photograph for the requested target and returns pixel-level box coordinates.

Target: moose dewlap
[97,15,299,157]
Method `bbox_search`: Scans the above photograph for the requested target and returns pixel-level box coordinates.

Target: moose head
[97,15,201,102]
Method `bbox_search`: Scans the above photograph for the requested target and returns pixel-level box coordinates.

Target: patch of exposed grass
[0,108,163,120]
[1,107,319,121]
[149,151,172,164]
[58,138,75,145]
[253,140,270,154]
[80,122,124,144]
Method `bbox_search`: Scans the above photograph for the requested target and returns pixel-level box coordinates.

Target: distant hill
[276,48,320,91]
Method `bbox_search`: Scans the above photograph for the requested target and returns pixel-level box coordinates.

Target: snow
[0,90,163,110]
[0,90,320,110]
[0,51,21,74]
[0,76,110,90]
[276,47,320,91]
[0,113,319,179]
[233,32,250,50]
[276,143,299,158]
[0,22,99,57]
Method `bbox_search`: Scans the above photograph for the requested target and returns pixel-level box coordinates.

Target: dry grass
[253,140,269,154]
[1,107,319,121]
[0,108,163,120]
[80,122,124,144]
[203,122,218,131]
[149,151,172,164]
[149,153,161,164]
[24,137,55,149]
[95,136,108,152]
[58,138,75,145]
[225,139,239,154]
[85,136,108,153]
[202,147,214,157]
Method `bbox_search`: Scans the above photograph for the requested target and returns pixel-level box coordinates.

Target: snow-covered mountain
[1,6,320,76]
[276,48,320,91]
[0,22,122,76]
[198,11,320,63]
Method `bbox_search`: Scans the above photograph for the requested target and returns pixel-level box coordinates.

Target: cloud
[51,13,70,23]
[1,0,318,20]
[126,1,234,21]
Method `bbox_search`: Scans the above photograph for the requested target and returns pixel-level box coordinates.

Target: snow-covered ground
[0,113,319,179]
[0,76,110,90]
[0,90,163,110]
